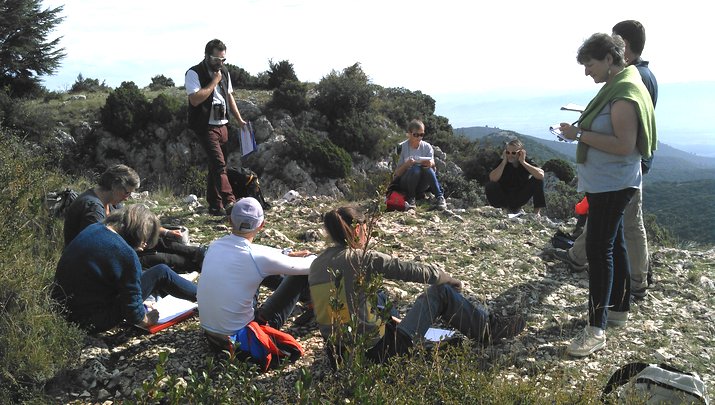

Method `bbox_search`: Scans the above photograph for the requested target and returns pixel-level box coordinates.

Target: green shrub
[270,80,309,115]
[329,112,392,159]
[0,135,84,403]
[70,73,109,93]
[543,159,576,183]
[100,81,150,139]
[286,129,352,178]
[543,182,582,220]
[460,144,502,185]
[148,74,175,90]
[643,212,675,247]
[439,170,484,206]
[267,59,299,90]
[312,63,374,122]
[150,93,183,125]
[374,87,436,130]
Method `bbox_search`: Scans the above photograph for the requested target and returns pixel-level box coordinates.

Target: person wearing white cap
[197,197,315,350]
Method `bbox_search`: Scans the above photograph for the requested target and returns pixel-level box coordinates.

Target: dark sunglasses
[209,55,226,63]
[505,150,521,155]
[411,132,425,138]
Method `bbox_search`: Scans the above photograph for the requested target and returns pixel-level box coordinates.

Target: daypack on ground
[226,167,270,210]
[602,362,709,404]
[46,188,79,218]
[205,321,303,371]
[385,190,406,212]
[551,229,575,250]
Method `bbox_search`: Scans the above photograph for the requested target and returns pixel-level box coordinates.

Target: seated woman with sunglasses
[308,206,526,365]
[53,205,197,333]
[485,138,545,215]
[64,164,206,273]
[393,119,447,210]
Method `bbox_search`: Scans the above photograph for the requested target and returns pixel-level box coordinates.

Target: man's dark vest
[186,61,230,134]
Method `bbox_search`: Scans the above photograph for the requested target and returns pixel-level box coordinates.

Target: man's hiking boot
[552,248,588,272]
[567,326,606,357]
[485,314,526,343]
[404,198,416,211]
[293,304,315,326]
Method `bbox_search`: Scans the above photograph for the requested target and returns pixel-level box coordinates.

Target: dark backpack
[47,188,79,218]
[551,229,575,250]
[226,167,271,210]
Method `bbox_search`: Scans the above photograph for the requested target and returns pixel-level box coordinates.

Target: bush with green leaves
[459,143,502,185]
[148,74,175,90]
[70,73,109,93]
[329,112,393,159]
[285,129,352,178]
[150,93,184,125]
[312,63,374,122]
[270,80,309,115]
[267,59,299,90]
[543,158,575,183]
[0,135,84,404]
[374,87,436,130]
[543,182,582,220]
[100,81,150,139]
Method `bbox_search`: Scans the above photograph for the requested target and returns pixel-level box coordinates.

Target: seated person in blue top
[52,205,197,333]
[485,139,546,215]
[64,164,205,273]
[198,197,315,352]
[393,119,447,210]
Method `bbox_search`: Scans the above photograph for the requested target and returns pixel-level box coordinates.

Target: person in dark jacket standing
[185,39,246,216]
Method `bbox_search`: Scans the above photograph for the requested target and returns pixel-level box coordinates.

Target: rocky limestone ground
[46,193,715,404]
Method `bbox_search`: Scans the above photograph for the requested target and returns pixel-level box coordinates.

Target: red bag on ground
[385,190,406,211]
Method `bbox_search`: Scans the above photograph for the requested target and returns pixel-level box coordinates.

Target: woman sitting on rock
[308,205,526,365]
[52,205,197,333]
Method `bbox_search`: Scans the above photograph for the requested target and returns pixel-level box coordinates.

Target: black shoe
[485,314,526,343]
[293,305,315,326]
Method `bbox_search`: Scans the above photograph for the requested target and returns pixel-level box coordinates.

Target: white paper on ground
[424,327,455,342]
[150,295,198,324]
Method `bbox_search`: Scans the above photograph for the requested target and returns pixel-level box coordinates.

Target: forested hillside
[643,179,715,245]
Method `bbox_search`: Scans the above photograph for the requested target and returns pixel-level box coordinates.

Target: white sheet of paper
[424,327,455,342]
[560,103,585,112]
[150,295,198,324]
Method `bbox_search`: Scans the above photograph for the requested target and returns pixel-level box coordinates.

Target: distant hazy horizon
[435,81,715,157]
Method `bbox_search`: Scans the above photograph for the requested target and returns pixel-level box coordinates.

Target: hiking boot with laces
[404,198,416,210]
[552,248,588,272]
[567,326,606,357]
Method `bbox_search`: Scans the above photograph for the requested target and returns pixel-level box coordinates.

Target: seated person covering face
[393,119,447,210]
[485,139,545,214]
[308,206,526,366]
[197,197,315,350]
[52,205,198,333]
[63,164,206,273]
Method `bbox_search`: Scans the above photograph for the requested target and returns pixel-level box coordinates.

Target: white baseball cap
[230,197,264,232]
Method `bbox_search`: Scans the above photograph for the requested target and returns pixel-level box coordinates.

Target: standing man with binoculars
[186,39,246,216]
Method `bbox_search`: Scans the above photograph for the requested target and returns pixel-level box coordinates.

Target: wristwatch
[575,129,583,141]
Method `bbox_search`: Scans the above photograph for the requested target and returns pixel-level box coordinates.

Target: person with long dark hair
[309,205,525,364]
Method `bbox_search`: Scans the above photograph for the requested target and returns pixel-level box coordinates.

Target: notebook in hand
[137,295,198,334]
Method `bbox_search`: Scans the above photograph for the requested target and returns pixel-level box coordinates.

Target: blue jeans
[141,264,197,302]
[585,188,636,330]
[399,165,444,200]
[397,284,490,343]
[254,275,308,329]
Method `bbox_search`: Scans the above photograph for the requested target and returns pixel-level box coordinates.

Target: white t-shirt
[184,68,233,125]
[197,234,314,335]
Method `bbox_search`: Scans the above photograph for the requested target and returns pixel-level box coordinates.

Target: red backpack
[385,190,406,212]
